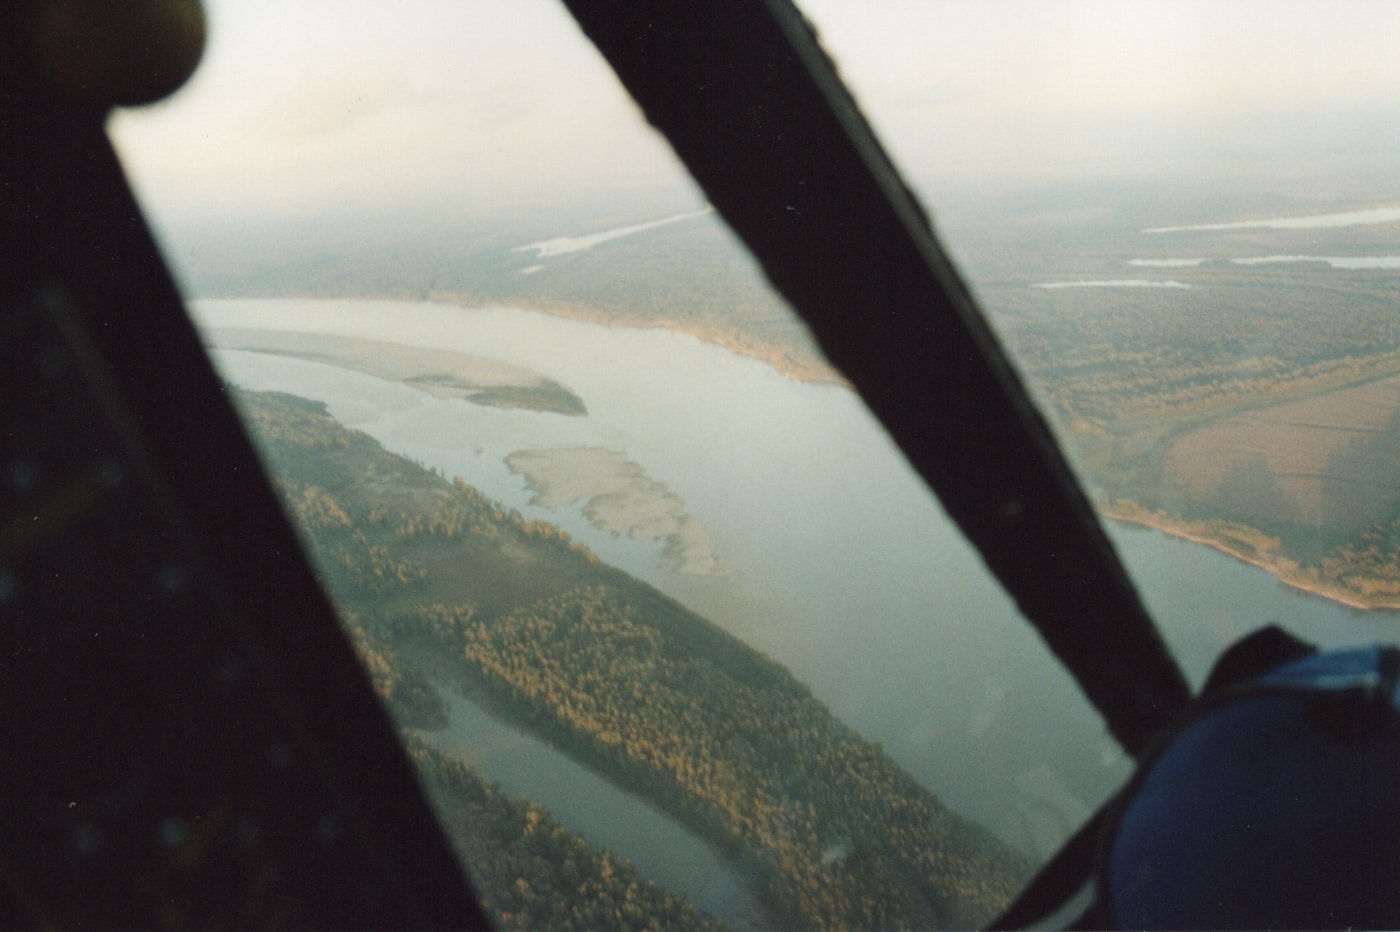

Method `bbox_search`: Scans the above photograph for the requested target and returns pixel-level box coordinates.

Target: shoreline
[197,289,848,387]
[429,292,850,387]
[1100,501,1400,612]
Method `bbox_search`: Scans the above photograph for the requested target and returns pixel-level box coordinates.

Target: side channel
[418,687,773,929]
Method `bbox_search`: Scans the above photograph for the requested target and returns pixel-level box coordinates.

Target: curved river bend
[196,298,1400,881]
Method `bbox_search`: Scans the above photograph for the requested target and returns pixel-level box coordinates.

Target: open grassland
[1163,375,1400,531]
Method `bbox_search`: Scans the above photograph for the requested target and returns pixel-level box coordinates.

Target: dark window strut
[561,0,1191,756]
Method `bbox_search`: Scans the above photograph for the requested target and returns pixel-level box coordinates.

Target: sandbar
[505,447,726,577]
[205,327,586,415]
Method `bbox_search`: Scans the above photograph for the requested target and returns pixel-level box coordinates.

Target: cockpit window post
[560,0,1192,755]
[0,26,489,928]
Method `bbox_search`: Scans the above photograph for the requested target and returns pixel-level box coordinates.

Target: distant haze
[111,1,1400,232]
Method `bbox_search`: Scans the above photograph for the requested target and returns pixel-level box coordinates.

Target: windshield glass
[110,1,1400,928]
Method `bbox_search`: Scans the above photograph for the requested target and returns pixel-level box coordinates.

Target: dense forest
[987,264,1400,430]
[235,388,1033,930]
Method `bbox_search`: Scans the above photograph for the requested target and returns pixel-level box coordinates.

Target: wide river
[194,298,1400,898]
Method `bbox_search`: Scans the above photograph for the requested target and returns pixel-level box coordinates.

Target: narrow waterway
[419,689,770,928]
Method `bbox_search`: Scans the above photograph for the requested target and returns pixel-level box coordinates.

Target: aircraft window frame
[558,0,1189,753]
[6,1,1277,927]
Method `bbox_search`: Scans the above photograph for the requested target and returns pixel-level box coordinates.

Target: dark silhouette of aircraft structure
[9,1,1393,928]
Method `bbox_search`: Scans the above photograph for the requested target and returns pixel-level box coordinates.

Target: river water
[420,689,769,928]
[192,298,1400,899]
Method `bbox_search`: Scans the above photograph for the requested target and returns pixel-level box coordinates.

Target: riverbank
[1100,500,1400,612]
[203,289,847,385]
[428,292,848,387]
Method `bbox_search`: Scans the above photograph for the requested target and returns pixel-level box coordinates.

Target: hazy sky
[111,1,1400,224]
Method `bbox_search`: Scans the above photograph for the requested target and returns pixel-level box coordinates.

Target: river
[192,297,1400,883]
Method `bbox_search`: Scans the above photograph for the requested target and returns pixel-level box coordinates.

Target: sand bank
[205,327,585,415]
[505,447,726,578]
[1101,501,1400,612]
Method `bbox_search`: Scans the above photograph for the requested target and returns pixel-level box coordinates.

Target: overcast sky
[111,1,1400,224]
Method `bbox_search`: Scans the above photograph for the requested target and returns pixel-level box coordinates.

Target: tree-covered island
[235,388,1033,930]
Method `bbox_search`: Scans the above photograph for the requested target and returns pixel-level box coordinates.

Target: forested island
[402,736,724,931]
[235,388,1033,930]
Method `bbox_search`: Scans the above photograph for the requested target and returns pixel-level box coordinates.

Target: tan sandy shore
[420,293,848,386]
[1101,501,1400,612]
[505,447,727,578]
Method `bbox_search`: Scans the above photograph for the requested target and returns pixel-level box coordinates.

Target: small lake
[1033,279,1192,289]
[194,298,1400,868]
